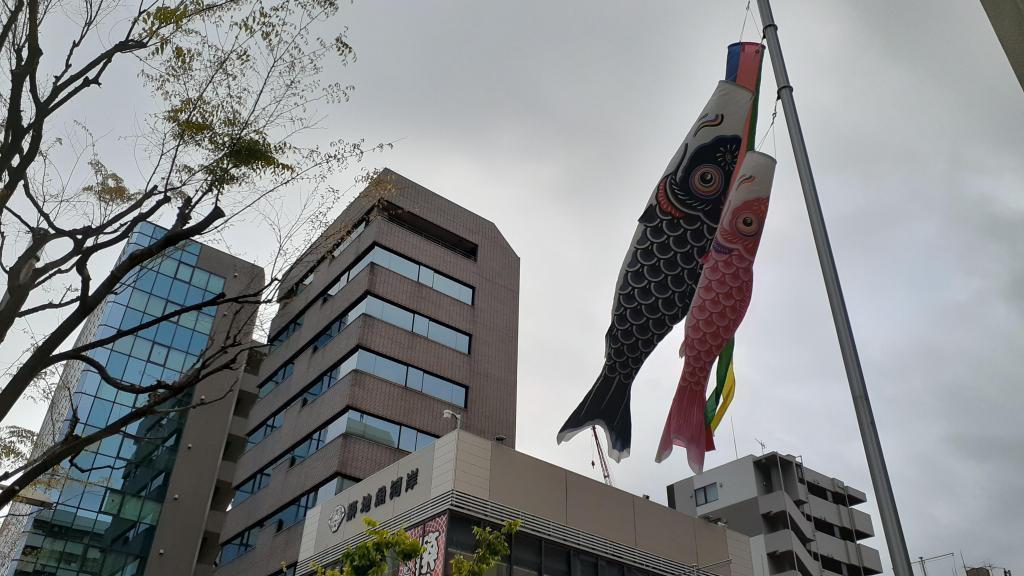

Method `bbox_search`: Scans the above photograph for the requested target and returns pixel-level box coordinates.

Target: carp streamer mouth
[656,176,687,218]
[711,239,734,254]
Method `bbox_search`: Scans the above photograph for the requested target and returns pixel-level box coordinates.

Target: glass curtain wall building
[0,222,250,576]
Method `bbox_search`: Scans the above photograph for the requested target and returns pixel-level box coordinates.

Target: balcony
[758,491,815,542]
[814,532,883,573]
[206,508,226,533]
[815,531,858,564]
[792,482,809,505]
[851,508,874,539]
[218,460,237,484]
[807,494,875,539]
[764,530,817,576]
[843,485,867,506]
[229,415,249,438]
[858,544,883,575]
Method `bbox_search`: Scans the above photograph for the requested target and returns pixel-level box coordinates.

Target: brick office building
[211,170,520,575]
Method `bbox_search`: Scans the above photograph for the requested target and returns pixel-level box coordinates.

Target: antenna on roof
[730,416,739,460]
[755,438,767,455]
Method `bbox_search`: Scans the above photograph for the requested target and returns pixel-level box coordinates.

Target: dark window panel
[542,543,570,576]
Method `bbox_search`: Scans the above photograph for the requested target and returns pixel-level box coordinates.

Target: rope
[750,2,765,42]
[739,0,752,41]
[757,96,780,156]
[739,0,765,43]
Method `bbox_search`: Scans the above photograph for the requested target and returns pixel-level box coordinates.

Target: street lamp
[442,409,462,430]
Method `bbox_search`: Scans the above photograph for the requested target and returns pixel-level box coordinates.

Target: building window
[258,247,474,399]
[512,532,542,576]
[268,314,304,352]
[342,410,436,452]
[542,542,571,576]
[257,361,295,398]
[245,348,465,452]
[232,416,346,504]
[313,294,470,354]
[298,354,356,406]
[807,482,829,500]
[323,244,474,305]
[446,516,637,576]
[222,474,358,564]
[303,348,467,406]
[599,559,624,576]
[267,489,316,532]
[280,268,316,302]
[275,476,357,529]
[331,220,367,258]
[447,515,478,553]
[695,483,719,506]
[225,477,354,565]
[231,411,430,505]
[574,552,598,576]
[289,417,348,465]
[245,412,285,450]
[378,201,478,260]
[819,556,843,574]
[217,526,259,565]
[279,218,367,303]
[231,457,283,505]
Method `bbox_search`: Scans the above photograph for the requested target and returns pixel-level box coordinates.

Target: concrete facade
[212,170,520,575]
[299,431,754,576]
[980,0,1024,92]
[143,239,266,576]
[666,453,882,576]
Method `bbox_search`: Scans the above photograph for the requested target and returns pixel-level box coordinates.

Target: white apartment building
[667,453,882,576]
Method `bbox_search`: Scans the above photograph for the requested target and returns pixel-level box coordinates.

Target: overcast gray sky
[5,1,1023,574]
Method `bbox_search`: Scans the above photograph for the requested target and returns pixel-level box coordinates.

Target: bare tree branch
[0,204,227,420]
[65,353,174,395]
[15,286,79,317]
[0,312,259,510]
[0,0,381,513]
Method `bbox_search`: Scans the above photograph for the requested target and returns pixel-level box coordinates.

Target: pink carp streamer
[655,152,776,472]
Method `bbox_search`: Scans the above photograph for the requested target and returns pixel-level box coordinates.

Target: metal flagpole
[753,2,914,576]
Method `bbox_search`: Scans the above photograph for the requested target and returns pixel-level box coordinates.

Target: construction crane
[591,425,613,486]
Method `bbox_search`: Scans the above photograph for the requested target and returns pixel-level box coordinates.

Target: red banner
[399,513,448,576]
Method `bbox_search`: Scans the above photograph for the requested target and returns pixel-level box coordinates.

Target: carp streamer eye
[690,165,724,198]
[735,213,760,237]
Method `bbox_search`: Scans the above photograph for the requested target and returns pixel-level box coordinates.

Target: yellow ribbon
[709,360,735,432]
